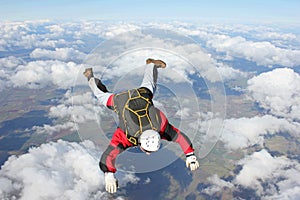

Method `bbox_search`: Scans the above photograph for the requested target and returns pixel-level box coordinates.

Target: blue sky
[0,0,299,22]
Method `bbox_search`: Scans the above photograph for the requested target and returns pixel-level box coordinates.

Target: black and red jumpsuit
[99,94,195,173]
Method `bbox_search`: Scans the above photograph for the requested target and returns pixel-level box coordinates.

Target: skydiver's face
[140,146,152,155]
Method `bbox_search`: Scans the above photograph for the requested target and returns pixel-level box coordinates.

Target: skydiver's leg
[140,58,166,96]
[140,63,158,95]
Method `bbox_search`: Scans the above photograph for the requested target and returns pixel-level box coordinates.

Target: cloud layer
[204,149,300,199]
[221,115,300,150]
[1,20,300,199]
[0,140,140,200]
[207,34,300,67]
[248,68,300,121]
[235,149,300,198]
[0,140,105,200]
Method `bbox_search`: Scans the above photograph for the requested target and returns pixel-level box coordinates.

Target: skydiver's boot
[146,58,166,68]
[83,68,94,81]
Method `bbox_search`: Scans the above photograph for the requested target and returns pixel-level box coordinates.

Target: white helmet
[139,130,161,152]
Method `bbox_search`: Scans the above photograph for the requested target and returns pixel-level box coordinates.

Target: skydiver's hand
[186,152,200,171]
[104,172,118,193]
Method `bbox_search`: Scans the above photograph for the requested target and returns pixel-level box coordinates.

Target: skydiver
[83,58,199,193]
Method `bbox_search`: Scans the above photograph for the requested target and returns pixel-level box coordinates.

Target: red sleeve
[110,128,133,148]
[99,128,133,173]
[106,94,114,109]
[159,109,168,133]
[158,110,194,155]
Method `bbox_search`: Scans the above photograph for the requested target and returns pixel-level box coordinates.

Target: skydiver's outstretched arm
[157,109,200,171]
[99,128,133,173]
[100,128,133,194]
[157,109,194,154]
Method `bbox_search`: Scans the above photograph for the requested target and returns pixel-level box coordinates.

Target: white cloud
[104,23,140,38]
[119,173,140,186]
[203,174,234,195]
[0,56,24,69]
[10,60,81,89]
[198,113,300,154]
[87,31,245,83]
[235,149,288,193]
[0,21,249,93]
[0,21,73,51]
[50,61,82,88]
[45,24,65,36]
[33,121,76,136]
[0,22,48,50]
[144,177,151,184]
[83,25,244,84]
[49,90,104,123]
[204,149,300,199]
[175,107,191,119]
[255,31,297,41]
[32,90,105,136]
[0,140,139,200]
[269,164,300,200]
[10,61,52,89]
[216,64,247,81]
[235,149,300,198]
[30,48,86,62]
[207,34,300,67]
[221,115,300,150]
[247,68,300,121]
[0,140,104,200]
[0,56,26,90]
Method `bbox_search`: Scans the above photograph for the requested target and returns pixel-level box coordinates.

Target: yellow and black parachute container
[113,88,160,145]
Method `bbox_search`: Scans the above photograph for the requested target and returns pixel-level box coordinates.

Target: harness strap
[113,88,159,145]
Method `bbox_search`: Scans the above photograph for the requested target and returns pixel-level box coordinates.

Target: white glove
[186,153,199,171]
[104,172,118,193]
